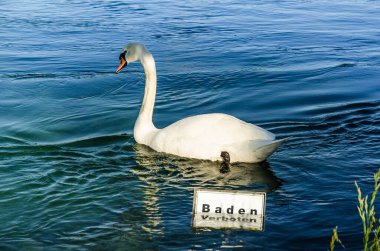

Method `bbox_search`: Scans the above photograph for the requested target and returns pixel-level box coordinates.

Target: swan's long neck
[134,52,158,144]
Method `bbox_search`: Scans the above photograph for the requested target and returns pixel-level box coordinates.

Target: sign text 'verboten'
[192,189,266,231]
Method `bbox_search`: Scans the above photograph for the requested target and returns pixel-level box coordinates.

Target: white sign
[192,188,266,231]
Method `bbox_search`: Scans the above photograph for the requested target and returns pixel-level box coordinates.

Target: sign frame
[192,188,266,231]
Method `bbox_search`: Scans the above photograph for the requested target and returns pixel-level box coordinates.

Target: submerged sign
[192,189,266,231]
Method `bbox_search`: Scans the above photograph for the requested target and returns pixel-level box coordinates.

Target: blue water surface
[0,0,380,250]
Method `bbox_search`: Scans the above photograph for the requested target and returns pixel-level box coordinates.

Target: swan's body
[116,43,286,163]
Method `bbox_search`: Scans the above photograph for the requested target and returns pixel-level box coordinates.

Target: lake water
[1,0,379,250]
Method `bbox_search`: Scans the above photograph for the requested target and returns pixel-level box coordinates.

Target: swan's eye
[119,51,127,60]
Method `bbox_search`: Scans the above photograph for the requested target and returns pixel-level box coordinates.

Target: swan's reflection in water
[128,144,282,237]
[133,144,282,190]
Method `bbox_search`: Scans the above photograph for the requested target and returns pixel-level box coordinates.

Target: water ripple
[0,0,379,250]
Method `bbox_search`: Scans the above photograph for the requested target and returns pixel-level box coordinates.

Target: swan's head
[116,43,148,74]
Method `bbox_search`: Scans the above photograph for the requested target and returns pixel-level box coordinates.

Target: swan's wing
[158,113,273,142]
[149,113,275,160]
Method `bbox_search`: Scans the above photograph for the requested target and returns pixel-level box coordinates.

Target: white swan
[116,43,286,163]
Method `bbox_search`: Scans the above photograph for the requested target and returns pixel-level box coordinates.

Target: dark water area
[1,0,380,250]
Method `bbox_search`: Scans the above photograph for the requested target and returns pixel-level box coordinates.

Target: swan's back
[148,113,276,162]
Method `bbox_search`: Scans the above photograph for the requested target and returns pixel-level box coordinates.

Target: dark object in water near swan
[220,151,231,173]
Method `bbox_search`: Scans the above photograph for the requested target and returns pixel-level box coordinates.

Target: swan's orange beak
[116,58,127,74]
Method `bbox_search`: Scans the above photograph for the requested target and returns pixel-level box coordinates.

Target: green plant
[330,169,380,251]
[330,226,343,251]
[355,169,380,251]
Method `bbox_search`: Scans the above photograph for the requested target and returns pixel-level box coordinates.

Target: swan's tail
[254,138,289,161]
